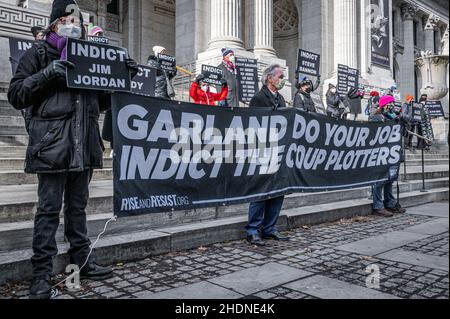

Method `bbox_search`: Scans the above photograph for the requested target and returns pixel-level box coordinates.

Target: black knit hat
[49,0,80,25]
[31,26,44,37]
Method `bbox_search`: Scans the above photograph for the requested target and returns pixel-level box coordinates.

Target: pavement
[0,202,448,299]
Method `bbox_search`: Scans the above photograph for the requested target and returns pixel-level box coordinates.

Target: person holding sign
[217,48,240,108]
[326,82,347,119]
[189,74,228,106]
[293,75,321,113]
[245,65,289,246]
[7,0,138,299]
[147,46,177,100]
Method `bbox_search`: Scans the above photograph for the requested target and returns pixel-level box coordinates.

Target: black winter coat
[249,85,286,109]
[8,41,110,174]
[147,55,177,100]
[293,91,315,112]
[326,91,342,118]
[218,63,240,108]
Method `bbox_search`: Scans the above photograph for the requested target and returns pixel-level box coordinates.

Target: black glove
[195,74,205,84]
[316,74,321,83]
[126,58,139,79]
[41,60,74,84]
[220,78,228,87]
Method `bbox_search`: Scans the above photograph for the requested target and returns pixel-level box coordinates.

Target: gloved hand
[41,60,74,84]
[316,74,321,83]
[126,58,139,79]
[220,78,228,87]
[195,74,205,84]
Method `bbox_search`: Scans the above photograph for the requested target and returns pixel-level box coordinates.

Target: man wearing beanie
[8,0,139,299]
[218,47,240,108]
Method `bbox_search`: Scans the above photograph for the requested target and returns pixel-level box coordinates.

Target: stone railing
[0,2,49,37]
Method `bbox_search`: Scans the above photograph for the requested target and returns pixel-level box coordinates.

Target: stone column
[333,0,357,69]
[97,0,112,30]
[398,3,417,97]
[208,0,243,49]
[424,14,439,53]
[253,0,276,57]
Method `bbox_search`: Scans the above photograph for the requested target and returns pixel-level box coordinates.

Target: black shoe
[80,263,113,280]
[262,232,289,241]
[29,275,52,299]
[246,234,266,246]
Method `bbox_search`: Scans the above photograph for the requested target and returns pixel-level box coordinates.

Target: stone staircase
[0,92,448,285]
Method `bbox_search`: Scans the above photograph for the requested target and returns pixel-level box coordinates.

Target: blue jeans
[372,181,397,210]
[245,196,284,236]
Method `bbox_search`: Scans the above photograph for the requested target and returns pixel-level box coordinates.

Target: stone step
[0,107,22,117]
[0,135,29,146]
[0,187,447,285]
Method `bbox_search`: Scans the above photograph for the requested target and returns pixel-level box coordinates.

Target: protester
[147,46,177,100]
[369,95,407,217]
[217,48,239,108]
[31,26,45,40]
[365,91,380,116]
[347,86,364,120]
[325,83,345,119]
[293,75,321,112]
[7,0,139,299]
[245,64,289,246]
[190,74,228,106]
[402,95,415,149]
[88,24,104,37]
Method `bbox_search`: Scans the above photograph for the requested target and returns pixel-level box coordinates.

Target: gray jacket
[218,62,240,108]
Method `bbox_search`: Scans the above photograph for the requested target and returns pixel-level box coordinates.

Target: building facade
[0,0,448,138]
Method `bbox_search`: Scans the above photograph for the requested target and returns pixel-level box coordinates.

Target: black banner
[297,49,320,76]
[8,37,34,75]
[235,57,259,103]
[371,0,391,68]
[425,101,445,118]
[86,35,109,44]
[337,64,359,95]
[131,65,156,97]
[158,54,176,73]
[112,93,403,217]
[66,38,131,91]
[201,64,223,86]
[412,103,423,122]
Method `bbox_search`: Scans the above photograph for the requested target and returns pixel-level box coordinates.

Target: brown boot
[373,208,394,217]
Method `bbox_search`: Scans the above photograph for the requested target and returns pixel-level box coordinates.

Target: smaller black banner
[236,57,259,103]
[425,101,445,118]
[8,37,34,75]
[86,35,109,44]
[158,54,176,73]
[337,64,359,95]
[412,103,423,122]
[297,49,320,76]
[201,64,223,86]
[131,65,156,97]
[66,38,130,92]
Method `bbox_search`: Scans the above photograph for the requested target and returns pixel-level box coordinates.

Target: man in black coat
[245,64,289,246]
[8,0,138,299]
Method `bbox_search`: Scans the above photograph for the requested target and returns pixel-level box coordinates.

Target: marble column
[208,0,243,49]
[424,14,440,53]
[399,2,417,97]
[253,0,276,57]
[333,0,357,69]
[97,0,112,30]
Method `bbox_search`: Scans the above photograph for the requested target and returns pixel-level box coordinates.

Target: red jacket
[190,82,228,106]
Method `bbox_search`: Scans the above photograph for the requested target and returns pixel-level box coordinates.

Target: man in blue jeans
[245,64,290,246]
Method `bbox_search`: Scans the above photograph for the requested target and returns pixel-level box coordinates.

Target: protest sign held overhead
[66,38,131,91]
[235,57,259,103]
[112,93,403,217]
[131,65,156,97]
[425,101,445,118]
[158,54,177,73]
[337,64,359,95]
[297,49,320,77]
[201,64,223,86]
[86,35,110,44]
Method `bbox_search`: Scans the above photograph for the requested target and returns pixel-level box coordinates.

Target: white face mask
[228,55,236,65]
[57,23,82,39]
[330,88,337,94]
[201,84,209,92]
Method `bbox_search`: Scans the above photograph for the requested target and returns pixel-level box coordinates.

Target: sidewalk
[0,202,448,299]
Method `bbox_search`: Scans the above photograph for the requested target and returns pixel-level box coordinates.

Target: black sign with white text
[201,64,223,86]
[131,65,156,97]
[425,101,445,118]
[337,64,359,95]
[158,54,176,73]
[66,38,131,92]
[86,35,109,44]
[112,93,403,217]
[8,37,34,74]
[236,57,259,103]
[297,49,320,76]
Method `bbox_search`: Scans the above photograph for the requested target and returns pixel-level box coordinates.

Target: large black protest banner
[66,38,131,91]
[371,0,391,68]
[112,93,403,217]
[297,49,320,76]
[8,37,34,74]
[337,64,359,95]
[235,57,259,103]
[201,64,223,86]
[131,65,156,97]
[425,101,445,118]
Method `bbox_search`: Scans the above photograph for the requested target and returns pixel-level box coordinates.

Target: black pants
[31,170,93,277]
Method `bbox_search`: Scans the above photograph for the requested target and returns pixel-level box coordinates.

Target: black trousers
[31,169,93,277]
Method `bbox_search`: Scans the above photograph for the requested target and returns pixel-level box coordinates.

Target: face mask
[330,88,337,94]
[201,84,209,92]
[275,79,286,91]
[228,55,235,65]
[57,23,82,39]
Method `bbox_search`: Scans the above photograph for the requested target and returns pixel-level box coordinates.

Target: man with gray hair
[245,64,289,246]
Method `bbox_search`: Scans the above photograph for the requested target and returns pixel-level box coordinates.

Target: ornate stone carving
[424,14,440,31]
[273,0,298,36]
[415,52,449,100]
[0,3,49,34]
[441,25,449,55]
[400,3,418,21]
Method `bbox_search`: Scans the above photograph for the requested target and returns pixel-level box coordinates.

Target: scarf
[223,60,236,75]
[46,32,67,60]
